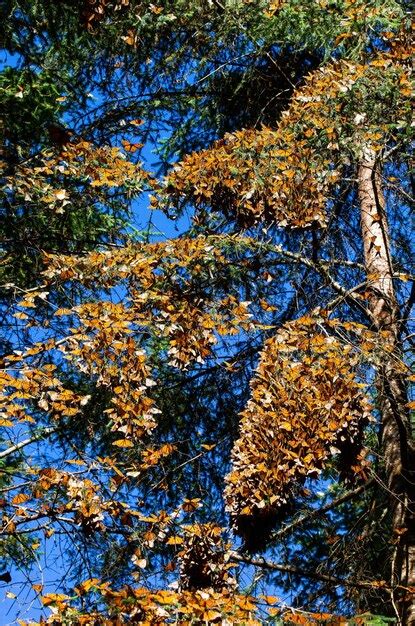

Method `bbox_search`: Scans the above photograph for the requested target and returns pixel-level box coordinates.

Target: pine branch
[0,427,56,460]
[271,479,375,541]
[233,553,387,591]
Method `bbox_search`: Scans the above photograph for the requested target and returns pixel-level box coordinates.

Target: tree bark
[358,147,415,624]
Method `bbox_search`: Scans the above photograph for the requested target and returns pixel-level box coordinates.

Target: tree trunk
[358,147,415,624]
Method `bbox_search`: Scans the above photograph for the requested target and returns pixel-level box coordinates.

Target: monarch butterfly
[121,139,143,153]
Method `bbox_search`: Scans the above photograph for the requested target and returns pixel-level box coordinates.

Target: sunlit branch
[0,427,56,460]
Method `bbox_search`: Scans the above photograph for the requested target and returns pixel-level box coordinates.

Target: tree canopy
[0,1,414,624]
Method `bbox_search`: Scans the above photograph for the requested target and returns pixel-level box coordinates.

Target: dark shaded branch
[270,478,375,541]
[233,553,387,591]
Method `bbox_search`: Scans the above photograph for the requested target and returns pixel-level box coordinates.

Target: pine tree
[1,1,413,623]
